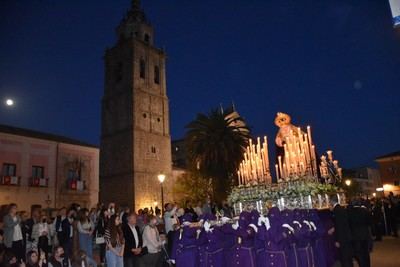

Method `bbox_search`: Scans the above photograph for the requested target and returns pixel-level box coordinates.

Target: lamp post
[158,174,166,215]
[345,179,351,186]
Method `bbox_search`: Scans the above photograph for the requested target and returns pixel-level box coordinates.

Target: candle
[278,156,283,179]
[283,163,287,179]
[327,150,333,161]
[275,164,280,180]
[333,160,338,168]
[307,126,312,146]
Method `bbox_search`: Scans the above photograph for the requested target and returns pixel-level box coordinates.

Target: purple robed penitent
[256,207,289,267]
[173,214,199,267]
[197,213,226,267]
[308,209,328,267]
[280,209,299,267]
[292,209,313,267]
[222,211,257,267]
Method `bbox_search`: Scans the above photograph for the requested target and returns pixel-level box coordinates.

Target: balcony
[30,177,49,187]
[67,179,86,191]
[1,176,21,186]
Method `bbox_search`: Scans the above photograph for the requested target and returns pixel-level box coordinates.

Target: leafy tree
[185,108,250,202]
[172,171,213,206]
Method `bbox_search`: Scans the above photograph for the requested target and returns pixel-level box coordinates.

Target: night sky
[0,0,399,168]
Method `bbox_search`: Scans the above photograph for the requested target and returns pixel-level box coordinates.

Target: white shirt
[37,222,49,236]
[164,207,178,234]
[129,224,139,248]
[12,217,23,241]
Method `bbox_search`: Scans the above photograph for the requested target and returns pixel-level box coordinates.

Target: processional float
[229,112,346,215]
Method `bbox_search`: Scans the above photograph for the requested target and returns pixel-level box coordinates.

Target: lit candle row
[237,136,271,185]
[276,126,317,180]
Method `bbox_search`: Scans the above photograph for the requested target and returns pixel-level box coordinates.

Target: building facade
[376,151,400,194]
[100,0,174,210]
[0,124,99,211]
[345,167,381,196]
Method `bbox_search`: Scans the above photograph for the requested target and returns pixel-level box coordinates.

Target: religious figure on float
[274,112,301,147]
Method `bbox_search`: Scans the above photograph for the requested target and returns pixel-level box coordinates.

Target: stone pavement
[370,236,400,267]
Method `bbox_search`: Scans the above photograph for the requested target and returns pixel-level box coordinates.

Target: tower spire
[131,0,141,9]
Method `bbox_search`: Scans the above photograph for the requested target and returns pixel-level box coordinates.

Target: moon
[5,99,14,106]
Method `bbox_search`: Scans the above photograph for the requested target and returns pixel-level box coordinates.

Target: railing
[1,176,21,186]
[30,177,49,187]
[68,179,85,191]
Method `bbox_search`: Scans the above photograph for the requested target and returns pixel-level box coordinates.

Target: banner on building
[389,0,400,28]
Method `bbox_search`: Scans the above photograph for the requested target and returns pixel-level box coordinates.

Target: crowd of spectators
[0,192,398,267]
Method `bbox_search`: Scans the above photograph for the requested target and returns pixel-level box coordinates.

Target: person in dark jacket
[122,213,143,267]
[349,199,372,267]
[372,199,383,241]
[54,208,67,247]
[329,194,353,267]
[95,209,109,265]
[60,210,76,258]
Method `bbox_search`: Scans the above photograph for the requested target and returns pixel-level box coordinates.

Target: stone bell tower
[100,0,172,210]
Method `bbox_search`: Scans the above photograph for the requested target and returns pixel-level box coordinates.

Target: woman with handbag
[105,214,125,267]
[95,209,109,266]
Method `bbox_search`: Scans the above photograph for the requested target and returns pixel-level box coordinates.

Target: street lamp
[345,179,351,186]
[157,174,166,215]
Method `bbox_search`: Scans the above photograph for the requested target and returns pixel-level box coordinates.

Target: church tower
[100,0,172,210]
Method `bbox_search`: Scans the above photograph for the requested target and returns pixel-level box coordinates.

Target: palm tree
[185,107,250,201]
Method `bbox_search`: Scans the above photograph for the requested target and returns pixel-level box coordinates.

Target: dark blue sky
[1,0,399,168]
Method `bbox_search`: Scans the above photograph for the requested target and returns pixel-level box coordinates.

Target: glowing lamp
[157,174,166,183]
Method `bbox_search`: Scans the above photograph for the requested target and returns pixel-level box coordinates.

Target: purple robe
[222,211,257,267]
[292,209,313,267]
[174,226,199,267]
[280,209,298,267]
[308,209,328,267]
[318,209,338,267]
[197,226,225,267]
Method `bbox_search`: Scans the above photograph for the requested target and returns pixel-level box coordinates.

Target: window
[151,146,157,154]
[32,166,44,178]
[143,113,147,118]
[394,180,400,186]
[144,33,150,43]
[154,66,160,84]
[157,117,161,122]
[140,59,146,79]
[2,163,16,176]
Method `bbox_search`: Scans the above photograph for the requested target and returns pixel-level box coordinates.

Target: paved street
[370,236,400,267]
